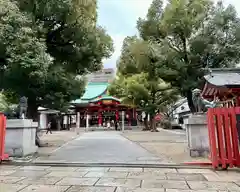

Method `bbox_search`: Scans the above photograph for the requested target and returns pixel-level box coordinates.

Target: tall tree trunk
[186,89,196,113]
[150,117,158,132]
[27,101,38,121]
[142,114,150,131]
[26,99,46,147]
[57,119,61,131]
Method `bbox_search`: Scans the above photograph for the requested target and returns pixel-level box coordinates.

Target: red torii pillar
[115,110,119,121]
[98,108,102,127]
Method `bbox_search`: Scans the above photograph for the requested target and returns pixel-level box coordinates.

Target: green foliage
[112,31,179,118]
[0,0,113,118]
[135,0,240,112]
[0,93,8,112]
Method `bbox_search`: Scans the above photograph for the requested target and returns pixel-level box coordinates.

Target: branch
[166,37,182,53]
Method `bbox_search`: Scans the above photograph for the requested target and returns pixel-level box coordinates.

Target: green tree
[0,93,8,112]
[137,0,240,112]
[110,37,179,131]
[0,0,113,119]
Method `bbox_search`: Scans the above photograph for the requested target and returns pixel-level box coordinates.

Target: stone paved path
[35,132,162,164]
[1,165,240,192]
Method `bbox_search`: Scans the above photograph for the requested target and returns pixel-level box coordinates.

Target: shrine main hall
[71,68,138,128]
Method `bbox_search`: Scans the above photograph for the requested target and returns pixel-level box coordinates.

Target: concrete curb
[1,161,212,169]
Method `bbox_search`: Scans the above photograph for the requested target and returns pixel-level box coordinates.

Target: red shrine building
[201,68,240,107]
[71,68,138,128]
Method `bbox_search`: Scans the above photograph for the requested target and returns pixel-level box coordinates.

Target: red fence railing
[0,113,8,162]
[207,107,240,169]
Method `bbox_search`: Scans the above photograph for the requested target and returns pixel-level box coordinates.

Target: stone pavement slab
[47,167,79,172]
[187,181,240,191]
[35,132,162,164]
[45,171,87,177]
[0,170,17,176]
[96,178,141,187]
[142,180,189,189]
[66,186,115,192]
[165,190,224,192]
[56,177,99,186]
[127,171,166,179]
[109,168,143,172]
[1,165,240,191]
[116,187,165,192]
[19,166,51,171]
[166,173,207,181]
[0,183,27,192]
[84,171,128,178]
[19,185,70,192]
[76,167,110,172]
[144,168,177,173]
[17,176,63,185]
[9,170,49,178]
[0,176,26,183]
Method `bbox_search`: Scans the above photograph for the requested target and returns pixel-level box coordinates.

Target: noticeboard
[102,100,113,104]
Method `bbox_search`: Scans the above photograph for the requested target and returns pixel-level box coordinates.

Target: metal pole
[122,111,125,132]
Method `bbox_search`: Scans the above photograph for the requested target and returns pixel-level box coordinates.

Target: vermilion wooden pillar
[127,110,131,126]
[237,96,240,106]
[98,109,102,126]
[115,110,119,121]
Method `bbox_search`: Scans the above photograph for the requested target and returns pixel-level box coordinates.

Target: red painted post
[186,107,240,169]
[222,108,234,168]
[98,110,102,126]
[207,108,218,168]
[127,110,131,126]
[215,108,227,169]
[115,110,119,121]
[0,113,8,162]
[231,107,240,166]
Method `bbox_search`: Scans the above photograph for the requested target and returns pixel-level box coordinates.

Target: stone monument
[186,89,219,157]
[4,96,38,157]
[19,96,28,119]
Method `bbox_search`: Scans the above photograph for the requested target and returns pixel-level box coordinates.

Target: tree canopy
[109,36,179,131]
[116,0,240,113]
[0,0,114,118]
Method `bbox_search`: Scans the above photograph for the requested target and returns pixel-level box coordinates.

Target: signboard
[102,100,113,104]
[155,114,162,121]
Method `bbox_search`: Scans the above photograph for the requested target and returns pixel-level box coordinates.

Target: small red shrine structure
[71,80,137,127]
[201,68,240,107]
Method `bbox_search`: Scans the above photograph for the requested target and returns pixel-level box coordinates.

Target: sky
[97,0,240,69]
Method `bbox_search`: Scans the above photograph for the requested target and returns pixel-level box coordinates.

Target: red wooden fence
[0,113,8,162]
[207,107,240,169]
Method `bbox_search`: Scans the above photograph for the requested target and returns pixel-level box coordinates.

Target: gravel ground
[122,129,210,164]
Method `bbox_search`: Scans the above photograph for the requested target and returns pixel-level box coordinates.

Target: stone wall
[186,114,209,157]
[5,119,38,157]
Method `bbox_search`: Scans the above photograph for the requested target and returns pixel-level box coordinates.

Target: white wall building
[171,98,191,129]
